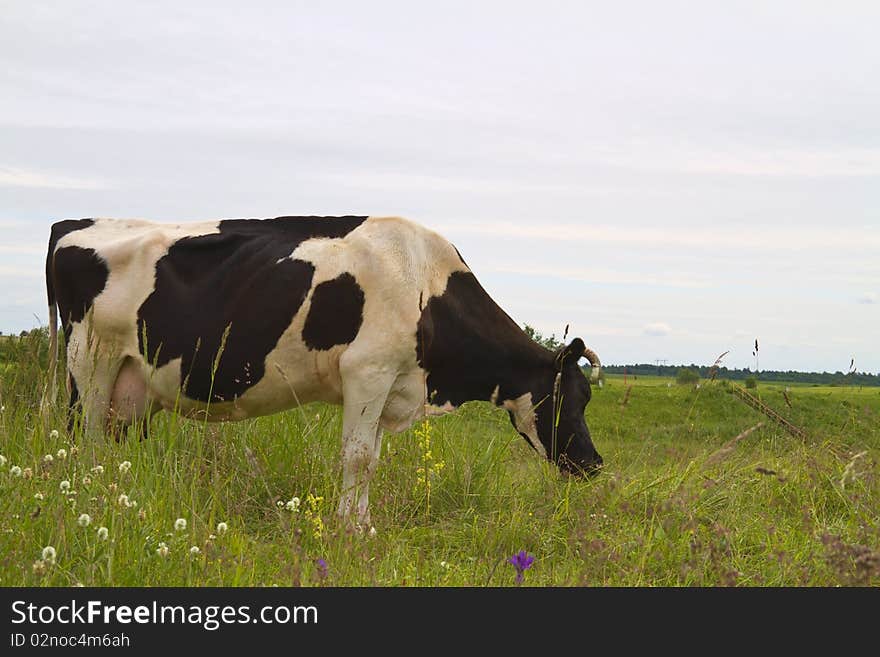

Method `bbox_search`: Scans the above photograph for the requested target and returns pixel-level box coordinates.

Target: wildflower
[34,492,44,501]
[32,560,47,576]
[49,429,59,440]
[174,518,187,531]
[508,550,535,585]
[118,461,132,474]
[60,480,71,492]
[10,465,22,477]
[0,455,6,467]
[315,558,328,579]
[41,546,57,564]
[285,497,300,512]
[156,542,170,557]
[189,546,201,556]
[43,454,54,464]
[56,448,67,460]
[91,465,104,475]
[368,526,377,538]
[22,467,33,479]
[216,522,228,535]
[97,527,109,541]
[276,500,284,508]
[440,561,450,569]
[117,494,130,507]
[82,475,91,486]
[77,513,91,527]
[138,508,146,521]
[303,493,324,539]
[70,446,79,457]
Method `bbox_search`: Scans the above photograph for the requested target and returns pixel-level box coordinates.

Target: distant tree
[744,376,758,389]
[522,324,564,352]
[19,330,27,338]
[675,367,700,385]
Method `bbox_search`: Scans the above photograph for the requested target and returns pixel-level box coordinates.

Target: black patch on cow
[302,273,365,350]
[52,246,109,329]
[416,271,549,407]
[46,219,95,308]
[137,216,367,403]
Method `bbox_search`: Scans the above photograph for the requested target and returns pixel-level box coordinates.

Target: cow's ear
[554,338,586,369]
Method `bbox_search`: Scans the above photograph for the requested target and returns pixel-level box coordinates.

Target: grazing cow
[43,215,602,526]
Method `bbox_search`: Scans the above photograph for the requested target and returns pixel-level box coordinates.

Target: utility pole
[655,358,667,375]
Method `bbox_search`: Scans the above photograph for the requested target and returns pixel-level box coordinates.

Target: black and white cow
[43,215,603,526]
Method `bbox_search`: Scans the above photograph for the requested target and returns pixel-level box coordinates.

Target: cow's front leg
[337,375,393,529]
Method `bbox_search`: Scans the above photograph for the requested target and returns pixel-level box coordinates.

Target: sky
[1,1,878,373]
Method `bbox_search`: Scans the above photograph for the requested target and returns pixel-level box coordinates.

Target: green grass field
[1,337,878,586]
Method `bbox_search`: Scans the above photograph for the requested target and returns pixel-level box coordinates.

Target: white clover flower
[56,448,67,460]
[82,475,91,486]
[440,561,450,569]
[22,467,33,479]
[43,454,54,464]
[118,461,132,474]
[285,497,300,512]
[0,455,6,467]
[34,492,44,501]
[77,513,91,527]
[174,518,187,531]
[208,534,216,540]
[156,542,169,557]
[10,465,22,477]
[275,500,284,508]
[216,522,228,535]
[60,480,71,492]
[91,465,104,475]
[189,546,200,556]
[97,526,109,541]
[41,546,57,564]
[117,494,131,508]
[49,429,59,440]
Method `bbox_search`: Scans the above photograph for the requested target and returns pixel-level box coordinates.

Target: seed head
[174,518,187,531]
[41,546,57,564]
[97,527,109,541]
[77,513,91,527]
[10,465,22,477]
[56,449,67,460]
[189,546,201,556]
[60,480,71,492]
[216,522,228,535]
[49,429,59,439]
[156,542,169,557]
[118,461,132,474]
[43,454,54,464]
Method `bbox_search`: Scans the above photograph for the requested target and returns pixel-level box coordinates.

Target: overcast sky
[1,1,878,373]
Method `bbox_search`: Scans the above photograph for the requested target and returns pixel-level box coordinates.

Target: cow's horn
[582,347,601,382]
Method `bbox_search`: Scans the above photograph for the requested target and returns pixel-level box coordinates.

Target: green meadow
[1,332,878,586]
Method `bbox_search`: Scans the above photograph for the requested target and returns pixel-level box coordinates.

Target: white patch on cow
[502,392,546,459]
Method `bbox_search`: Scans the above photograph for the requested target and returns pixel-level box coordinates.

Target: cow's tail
[40,227,60,419]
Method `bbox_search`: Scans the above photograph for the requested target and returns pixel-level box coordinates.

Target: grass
[1,338,878,586]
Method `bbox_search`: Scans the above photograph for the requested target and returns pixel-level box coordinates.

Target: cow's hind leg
[337,365,395,529]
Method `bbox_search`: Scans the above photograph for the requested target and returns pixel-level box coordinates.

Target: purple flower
[508,550,535,584]
[315,558,328,579]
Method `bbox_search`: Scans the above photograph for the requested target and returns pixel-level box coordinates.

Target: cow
[42,215,603,528]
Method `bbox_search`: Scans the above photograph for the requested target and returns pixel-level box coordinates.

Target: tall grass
[1,335,878,586]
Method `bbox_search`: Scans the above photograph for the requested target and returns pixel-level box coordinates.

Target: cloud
[0,166,109,190]
[644,322,672,337]
[483,264,707,289]
[436,222,880,252]
[858,292,877,304]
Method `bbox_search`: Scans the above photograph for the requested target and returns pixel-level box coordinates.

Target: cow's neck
[417,271,554,410]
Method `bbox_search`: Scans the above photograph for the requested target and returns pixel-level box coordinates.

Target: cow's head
[534,338,603,476]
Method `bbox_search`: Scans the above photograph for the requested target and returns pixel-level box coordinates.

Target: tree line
[600,363,880,387]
